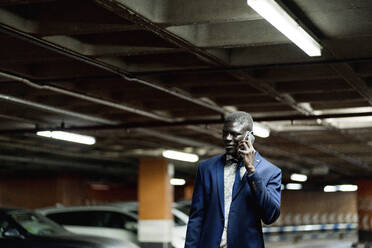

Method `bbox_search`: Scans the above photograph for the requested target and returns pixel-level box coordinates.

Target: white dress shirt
[220,159,246,248]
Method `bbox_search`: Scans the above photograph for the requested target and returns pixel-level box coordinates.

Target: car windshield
[9,210,67,236]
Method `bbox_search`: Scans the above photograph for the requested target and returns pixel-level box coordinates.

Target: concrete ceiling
[0,0,372,187]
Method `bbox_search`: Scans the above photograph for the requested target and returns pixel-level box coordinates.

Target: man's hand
[238,139,256,174]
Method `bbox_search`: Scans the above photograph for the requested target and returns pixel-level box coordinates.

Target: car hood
[34,233,139,248]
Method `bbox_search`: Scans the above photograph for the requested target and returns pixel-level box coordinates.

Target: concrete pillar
[184,183,194,201]
[138,158,173,248]
[357,180,372,244]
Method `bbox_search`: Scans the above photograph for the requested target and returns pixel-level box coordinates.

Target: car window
[47,210,137,233]
[174,214,186,227]
[0,218,10,238]
[9,211,66,236]
[106,212,137,234]
[177,205,190,216]
[47,211,109,227]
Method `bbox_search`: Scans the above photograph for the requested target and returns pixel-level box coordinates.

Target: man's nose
[225,133,233,140]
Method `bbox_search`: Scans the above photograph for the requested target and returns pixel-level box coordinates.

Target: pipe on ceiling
[0,154,133,175]
[0,89,221,149]
[2,110,372,134]
[136,128,221,149]
[0,71,175,123]
[0,25,226,115]
[130,57,372,76]
[0,93,118,125]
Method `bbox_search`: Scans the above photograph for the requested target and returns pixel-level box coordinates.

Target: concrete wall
[0,175,87,209]
[86,184,137,205]
[274,190,358,226]
[0,175,137,209]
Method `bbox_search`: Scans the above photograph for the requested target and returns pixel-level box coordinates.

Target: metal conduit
[0,96,223,152]
[0,75,221,149]
[122,75,226,114]
[0,154,132,174]
[131,56,372,76]
[0,24,226,115]
[0,93,118,125]
[0,92,219,149]
[136,128,222,149]
[0,71,175,123]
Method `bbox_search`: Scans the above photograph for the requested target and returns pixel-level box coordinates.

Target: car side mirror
[2,228,25,239]
[124,222,137,232]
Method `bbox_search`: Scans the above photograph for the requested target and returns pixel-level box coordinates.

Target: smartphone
[243,131,255,145]
[238,131,255,157]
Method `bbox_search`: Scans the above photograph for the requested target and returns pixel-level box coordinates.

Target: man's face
[222,121,248,157]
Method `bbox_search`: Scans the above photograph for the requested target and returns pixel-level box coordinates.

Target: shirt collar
[224,154,240,166]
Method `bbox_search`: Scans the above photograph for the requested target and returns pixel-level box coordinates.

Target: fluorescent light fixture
[37,131,96,145]
[324,116,372,129]
[339,184,358,192]
[286,183,302,190]
[323,184,357,192]
[324,185,337,192]
[170,178,186,186]
[162,150,199,163]
[290,173,308,182]
[253,122,270,138]
[90,184,110,191]
[247,0,322,56]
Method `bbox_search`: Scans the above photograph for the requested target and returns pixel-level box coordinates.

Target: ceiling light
[286,183,302,190]
[324,117,372,129]
[170,178,186,186]
[247,0,322,56]
[90,184,110,191]
[290,173,308,182]
[324,185,337,192]
[253,122,270,138]
[162,150,199,163]
[37,131,96,145]
[339,184,358,192]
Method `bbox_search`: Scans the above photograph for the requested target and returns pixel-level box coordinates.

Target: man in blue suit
[185,111,281,248]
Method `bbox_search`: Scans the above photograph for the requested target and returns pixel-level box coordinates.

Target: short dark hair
[224,111,253,131]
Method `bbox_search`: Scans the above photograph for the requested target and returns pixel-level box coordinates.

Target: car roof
[37,204,187,220]
[37,205,138,218]
[0,206,28,213]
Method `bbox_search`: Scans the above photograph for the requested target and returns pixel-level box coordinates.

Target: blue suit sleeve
[185,166,204,248]
[246,168,282,225]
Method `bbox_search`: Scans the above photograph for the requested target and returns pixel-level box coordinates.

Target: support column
[184,183,194,201]
[357,180,372,245]
[138,158,173,248]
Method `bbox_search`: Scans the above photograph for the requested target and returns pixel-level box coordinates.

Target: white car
[107,202,188,248]
[37,204,188,248]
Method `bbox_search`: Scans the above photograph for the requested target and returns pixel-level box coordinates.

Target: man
[185,111,281,248]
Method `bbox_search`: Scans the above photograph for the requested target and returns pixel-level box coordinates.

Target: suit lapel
[232,152,263,201]
[216,155,225,216]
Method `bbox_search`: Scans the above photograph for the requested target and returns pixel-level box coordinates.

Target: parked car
[107,202,188,248]
[173,200,191,216]
[0,207,139,248]
[38,206,138,244]
[38,204,188,248]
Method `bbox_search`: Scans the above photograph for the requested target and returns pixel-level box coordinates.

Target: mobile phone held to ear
[243,131,255,145]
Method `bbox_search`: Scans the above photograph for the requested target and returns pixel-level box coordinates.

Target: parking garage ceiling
[0,0,372,186]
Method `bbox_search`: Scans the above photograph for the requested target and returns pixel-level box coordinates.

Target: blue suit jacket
[185,152,281,248]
